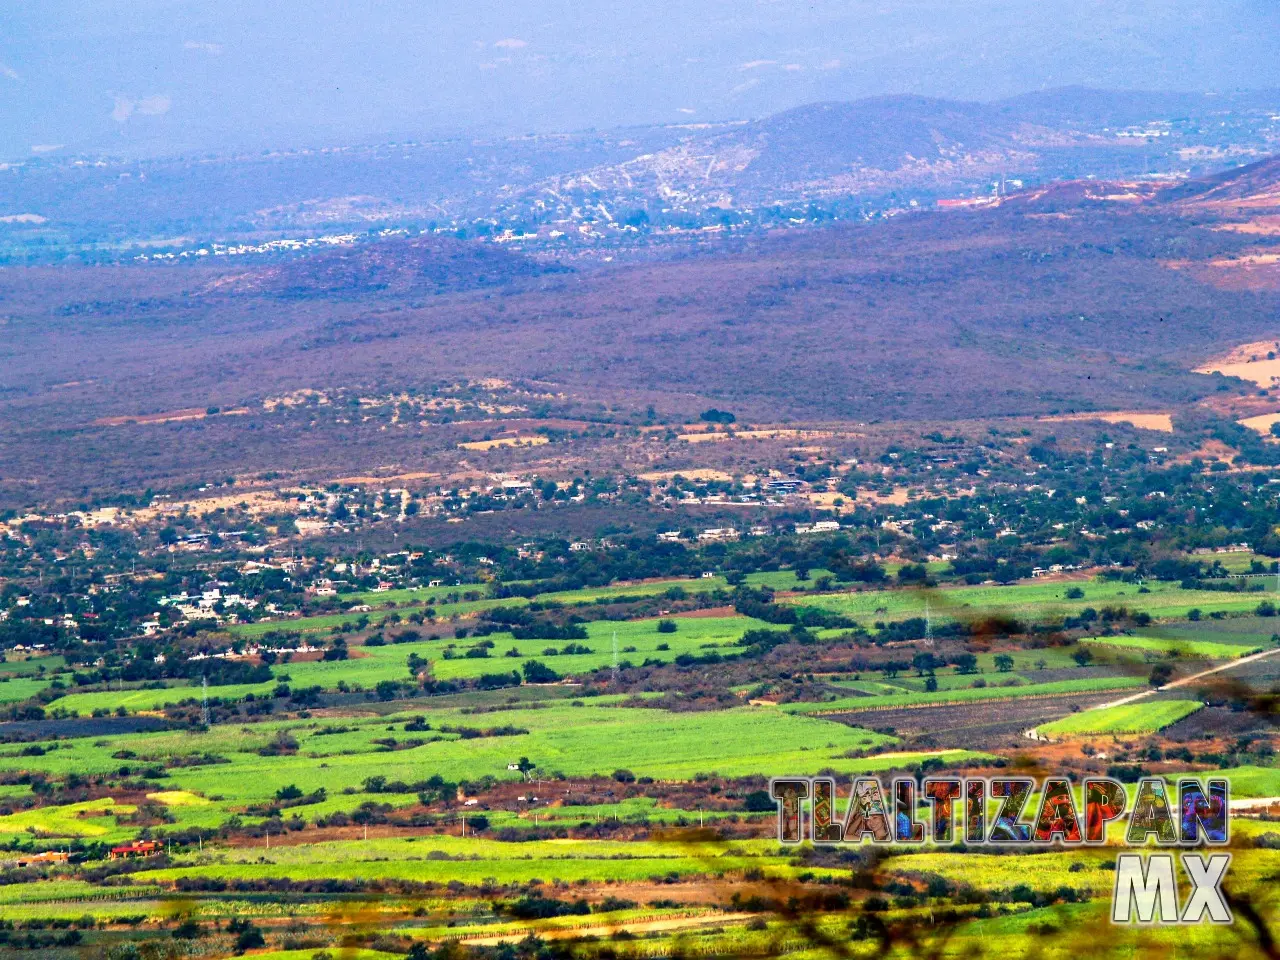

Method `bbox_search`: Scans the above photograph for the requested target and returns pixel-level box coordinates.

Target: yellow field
[458,436,549,450]
[1196,340,1280,386]
[1238,412,1280,436]
[1039,411,1173,432]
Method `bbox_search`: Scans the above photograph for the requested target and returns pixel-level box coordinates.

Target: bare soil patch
[93,407,252,427]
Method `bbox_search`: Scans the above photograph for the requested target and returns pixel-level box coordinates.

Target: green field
[0,698,919,801]
[1202,764,1280,798]
[0,654,66,676]
[781,675,1146,714]
[52,616,782,714]
[786,578,1280,626]
[231,570,861,641]
[7,563,1280,954]
[1082,634,1260,659]
[1203,551,1276,574]
[1139,615,1280,647]
[0,797,137,838]
[0,675,52,703]
[1038,699,1203,736]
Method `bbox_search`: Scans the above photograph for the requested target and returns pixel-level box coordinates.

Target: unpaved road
[1025,644,1280,740]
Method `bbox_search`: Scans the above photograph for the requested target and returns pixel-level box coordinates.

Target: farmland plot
[1038,699,1203,736]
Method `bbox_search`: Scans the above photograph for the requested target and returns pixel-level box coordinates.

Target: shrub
[522,661,561,684]
[743,790,774,812]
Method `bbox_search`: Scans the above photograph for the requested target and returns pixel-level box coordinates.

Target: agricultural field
[1081,634,1260,659]
[0,698,925,802]
[1202,551,1278,574]
[51,616,783,714]
[786,578,1280,626]
[5,562,1278,960]
[1139,615,1280,648]
[0,675,52,703]
[780,675,1146,714]
[1037,699,1204,736]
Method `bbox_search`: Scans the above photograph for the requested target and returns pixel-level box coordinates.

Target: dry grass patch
[458,436,549,451]
[1039,411,1173,432]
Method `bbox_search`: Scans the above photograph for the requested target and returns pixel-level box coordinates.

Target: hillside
[4,88,1280,265]
[1163,154,1280,209]
[716,96,1057,187]
[3,159,1280,505]
[204,235,566,299]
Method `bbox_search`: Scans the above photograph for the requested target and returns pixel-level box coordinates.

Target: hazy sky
[4,0,1280,159]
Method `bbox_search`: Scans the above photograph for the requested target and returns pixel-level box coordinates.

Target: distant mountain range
[2,87,1279,262]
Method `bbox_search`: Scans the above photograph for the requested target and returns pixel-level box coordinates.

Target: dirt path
[1025,645,1280,740]
[1095,644,1280,709]
[455,912,755,945]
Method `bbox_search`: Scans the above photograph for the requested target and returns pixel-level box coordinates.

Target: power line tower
[201,675,210,727]
[923,600,934,647]
[611,630,619,683]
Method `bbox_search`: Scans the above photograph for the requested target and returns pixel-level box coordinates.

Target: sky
[3,0,1280,160]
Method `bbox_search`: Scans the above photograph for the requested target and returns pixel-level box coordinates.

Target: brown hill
[1162,155,1280,210]
[2,174,1280,505]
[204,235,566,299]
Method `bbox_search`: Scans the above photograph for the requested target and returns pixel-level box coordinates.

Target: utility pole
[611,630,619,683]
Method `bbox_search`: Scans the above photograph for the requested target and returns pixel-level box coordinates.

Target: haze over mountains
[8,0,1280,158]
[3,88,1279,265]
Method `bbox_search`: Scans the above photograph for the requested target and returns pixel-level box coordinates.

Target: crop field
[1081,634,1259,659]
[0,654,66,675]
[0,674,52,703]
[1037,699,1204,736]
[52,616,782,714]
[0,699,918,802]
[3,574,1279,960]
[1205,764,1280,797]
[1140,615,1280,647]
[786,578,1280,625]
[780,675,1146,714]
[1206,552,1277,574]
[136,845,831,887]
[230,595,528,639]
[231,572,841,641]
[0,797,137,838]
